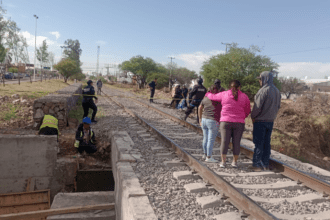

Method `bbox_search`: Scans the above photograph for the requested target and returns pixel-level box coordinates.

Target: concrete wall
[111,131,157,220]
[33,83,82,129]
[0,135,58,194]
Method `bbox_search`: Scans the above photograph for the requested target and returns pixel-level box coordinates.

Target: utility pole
[221,42,232,54]
[104,64,110,76]
[168,56,175,90]
[33,15,38,81]
[96,46,100,75]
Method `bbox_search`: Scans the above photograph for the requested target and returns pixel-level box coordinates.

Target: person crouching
[74,117,97,154]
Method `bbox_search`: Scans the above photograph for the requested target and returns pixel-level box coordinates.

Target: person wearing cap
[74,117,97,154]
[183,77,207,123]
[214,79,226,92]
[250,71,281,172]
[82,80,98,123]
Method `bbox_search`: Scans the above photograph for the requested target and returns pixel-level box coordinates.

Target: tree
[8,67,18,73]
[200,43,279,99]
[36,40,49,68]
[119,55,160,89]
[53,58,80,82]
[171,67,198,86]
[279,77,307,99]
[63,39,82,66]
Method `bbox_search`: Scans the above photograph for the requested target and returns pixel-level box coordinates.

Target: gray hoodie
[97,80,102,88]
[251,71,281,122]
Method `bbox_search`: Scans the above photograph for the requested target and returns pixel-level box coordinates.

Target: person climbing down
[38,114,60,141]
[74,117,97,155]
[82,80,98,123]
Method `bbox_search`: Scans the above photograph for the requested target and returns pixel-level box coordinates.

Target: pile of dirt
[274,94,330,163]
[0,94,35,129]
[274,95,330,134]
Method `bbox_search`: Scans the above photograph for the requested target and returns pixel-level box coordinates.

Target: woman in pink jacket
[205,80,251,168]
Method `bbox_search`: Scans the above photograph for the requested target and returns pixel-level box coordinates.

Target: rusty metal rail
[127,95,330,197]
[103,92,278,220]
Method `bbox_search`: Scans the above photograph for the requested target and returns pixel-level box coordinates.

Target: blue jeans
[202,118,219,157]
[252,122,274,168]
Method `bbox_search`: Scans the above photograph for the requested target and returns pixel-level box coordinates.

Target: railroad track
[101,87,330,220]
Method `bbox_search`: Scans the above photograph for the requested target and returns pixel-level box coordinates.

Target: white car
[13,73,23,79]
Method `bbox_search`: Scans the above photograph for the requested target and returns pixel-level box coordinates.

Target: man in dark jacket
[74,117,97,154]
[214,79,226,92]
[96,79,102,95]
[183,78,207,123]
[169,85,182,108]
[250,71,281,171]
[148,78,157,103]
[82,80,98,123]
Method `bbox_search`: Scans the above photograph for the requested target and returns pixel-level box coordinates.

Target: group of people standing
[199,71,281,171]
[148,71,281,171]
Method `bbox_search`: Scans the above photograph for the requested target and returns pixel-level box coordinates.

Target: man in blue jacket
[250,71,281,171]
[82,80,98,123]
[148,78,157,103]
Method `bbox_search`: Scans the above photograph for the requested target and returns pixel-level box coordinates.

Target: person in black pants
[82,80,98,123]
[170,85,182,108]
[184,78,207,123]
[148,78,157,103]
[74,117,97,154]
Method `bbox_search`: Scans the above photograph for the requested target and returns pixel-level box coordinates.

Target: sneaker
[231,162,238,168]
[220,162,226,168]
[202,154,207,160]
[205,157,219,163]
[91,120,97,123]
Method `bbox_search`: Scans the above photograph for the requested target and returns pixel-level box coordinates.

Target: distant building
[300,76,330,92]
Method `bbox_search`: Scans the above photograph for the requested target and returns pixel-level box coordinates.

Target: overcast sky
[4,0,330,79]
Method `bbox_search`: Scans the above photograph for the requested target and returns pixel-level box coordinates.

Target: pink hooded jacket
[205,90,251,123]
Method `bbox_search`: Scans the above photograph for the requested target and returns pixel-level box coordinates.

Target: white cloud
[278,62,330,79]
[21,31,56,47]
[49,31,60,40]
[174,50,225,73]
[96,40,107,45]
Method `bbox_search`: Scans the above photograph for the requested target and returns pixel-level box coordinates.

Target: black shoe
[91,119,97,123]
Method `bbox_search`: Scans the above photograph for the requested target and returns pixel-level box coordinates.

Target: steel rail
[111,92,330,196]
[103,92,278,220]
[126,95,330,196]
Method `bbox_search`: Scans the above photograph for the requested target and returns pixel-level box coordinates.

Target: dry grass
[0,79,75,98]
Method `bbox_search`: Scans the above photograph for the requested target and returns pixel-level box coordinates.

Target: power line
[269,46,330,57]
